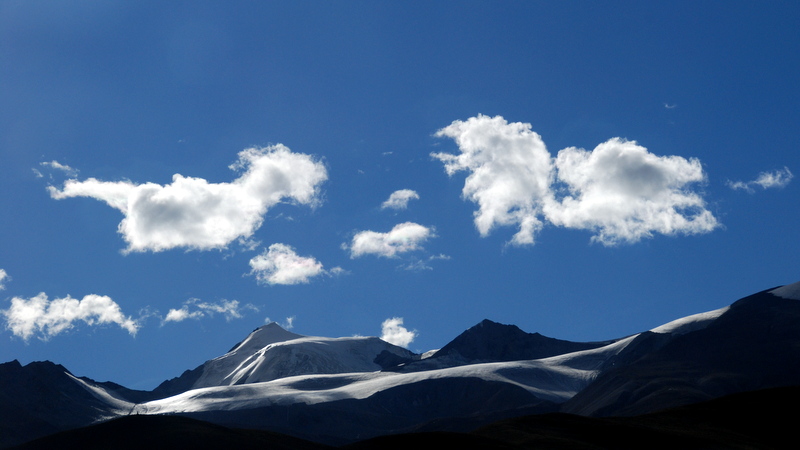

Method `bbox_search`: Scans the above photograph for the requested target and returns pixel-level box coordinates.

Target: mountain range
[2,281,799,448]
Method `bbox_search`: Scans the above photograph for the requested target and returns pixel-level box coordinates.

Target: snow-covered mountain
[3,280,800,447]
[152,323,417,398]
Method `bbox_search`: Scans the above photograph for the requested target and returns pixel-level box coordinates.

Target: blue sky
[1,1,798,390]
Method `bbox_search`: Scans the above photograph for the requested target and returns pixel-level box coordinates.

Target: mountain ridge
[11,384,799,449]
[2,280,799,447]
[151,322,420,399]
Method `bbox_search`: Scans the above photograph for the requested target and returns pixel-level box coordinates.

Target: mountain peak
[432,319,605,364]
[227,323,304,354]
[476,318,516,329]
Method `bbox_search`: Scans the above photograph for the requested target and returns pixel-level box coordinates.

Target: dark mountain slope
[147,365,205,400]
[345,385,800,450]
[434,319,612,362]
[392,319,612,372]
[0,360,123,448]
[562,288,800,417]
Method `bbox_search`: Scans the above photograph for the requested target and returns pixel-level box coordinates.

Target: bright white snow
[68,373,135,417]
[649,306,729,335]
[191,323,413,388]
[134,361,585,415]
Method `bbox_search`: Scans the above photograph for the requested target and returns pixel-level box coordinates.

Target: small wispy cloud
[400,254,451,272]
[381,189,420,210]
[346,222,435,258]
[163,306,204,323]
[248,243,342,285]
[40,160,79,177]
[0,269,8,291]
[265,316,295,330]
[380,317,417,348]
[34,160,79,180]
[727,167,793,193]
[2,293,139,341]
[162,298,257,324]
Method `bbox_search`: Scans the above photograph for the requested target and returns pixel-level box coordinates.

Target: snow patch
[650,306,729,335]
[769,281,800,301]
[421,349,439,359]
[67,373,135,415]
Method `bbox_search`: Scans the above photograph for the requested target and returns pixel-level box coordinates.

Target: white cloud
[727,167,793,192]
[546,138,718,245]
[347,222,435,258]
[163,307,203,323]
[248,243,333,285]
[2,293,138,341]
[380,317,417,348]
[433,115,553,246]
[433,114,718,246]
[381,189,420,210]
[47,145,327,253]
[0,269,8,290]
[754,167,794,188]
[162,298,256,324]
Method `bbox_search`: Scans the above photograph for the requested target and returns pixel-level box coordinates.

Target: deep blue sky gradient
[1,1,798,389]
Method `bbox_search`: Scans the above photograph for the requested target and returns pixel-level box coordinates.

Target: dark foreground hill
[467,385,797,450]
[10,415,332,450]
[13,384,798,450]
